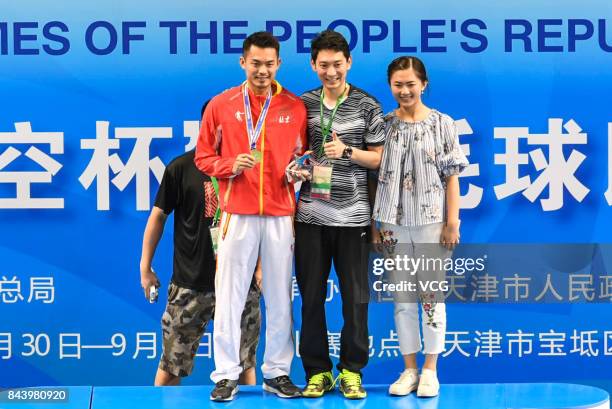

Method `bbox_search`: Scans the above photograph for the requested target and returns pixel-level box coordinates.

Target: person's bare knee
[238,367,256,385]
[155,368,181,386]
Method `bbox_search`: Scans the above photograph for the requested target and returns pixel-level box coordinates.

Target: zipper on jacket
[259,124,265,215]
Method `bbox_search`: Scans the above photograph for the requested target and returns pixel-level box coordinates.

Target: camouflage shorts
[159,279,261,377]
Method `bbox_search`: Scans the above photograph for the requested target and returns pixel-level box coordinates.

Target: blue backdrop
[1,0,610,392]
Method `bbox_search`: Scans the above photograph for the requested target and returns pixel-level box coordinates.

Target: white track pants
[380,222,448,355]
[211,214,295,383]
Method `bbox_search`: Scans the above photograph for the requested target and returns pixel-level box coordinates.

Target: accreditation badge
[209,226,220,257]
[311,165,333,201]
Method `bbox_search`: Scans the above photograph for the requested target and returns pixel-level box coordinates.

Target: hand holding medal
[232,153,256,175]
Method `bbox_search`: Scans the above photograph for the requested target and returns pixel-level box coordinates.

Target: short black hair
[242,31,280,56]
[310,30,350,62]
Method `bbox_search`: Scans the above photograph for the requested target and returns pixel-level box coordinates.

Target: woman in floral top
[372,56,468,398]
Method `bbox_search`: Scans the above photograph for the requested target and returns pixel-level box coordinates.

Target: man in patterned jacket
[295,30,385,400]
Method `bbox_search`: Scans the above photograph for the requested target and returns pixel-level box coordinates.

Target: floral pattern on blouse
[373,109,469,227]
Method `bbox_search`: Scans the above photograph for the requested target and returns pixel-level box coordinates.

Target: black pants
[295,222,370,380]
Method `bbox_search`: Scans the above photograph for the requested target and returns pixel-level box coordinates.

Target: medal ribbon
[243,82,272,150]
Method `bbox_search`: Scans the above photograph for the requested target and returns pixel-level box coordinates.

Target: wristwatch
[342,145,353,159]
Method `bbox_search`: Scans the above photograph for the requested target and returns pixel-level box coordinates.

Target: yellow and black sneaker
[337,369,367,399]
[302,371,335,398]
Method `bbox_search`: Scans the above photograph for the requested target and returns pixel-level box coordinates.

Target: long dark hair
[387,56,428,84]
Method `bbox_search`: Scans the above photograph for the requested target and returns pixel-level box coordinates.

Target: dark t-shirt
[154,150,216,290]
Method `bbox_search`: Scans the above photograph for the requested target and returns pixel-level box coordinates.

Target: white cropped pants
[380,222,448,355]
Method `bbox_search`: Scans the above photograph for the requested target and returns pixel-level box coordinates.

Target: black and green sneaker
[337,369,367,399]
[302,371,335,398]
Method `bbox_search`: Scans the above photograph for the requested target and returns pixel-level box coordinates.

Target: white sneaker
[417,369,440,397]
[388,368,419,396]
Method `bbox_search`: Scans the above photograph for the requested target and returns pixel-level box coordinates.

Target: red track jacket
[195,81,307,216]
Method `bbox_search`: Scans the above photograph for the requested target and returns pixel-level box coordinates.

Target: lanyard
[211,177,221,225]
[319,85,348,156]
[243,82,272,150]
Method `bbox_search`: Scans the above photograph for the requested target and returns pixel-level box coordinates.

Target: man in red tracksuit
[195,31,307,402]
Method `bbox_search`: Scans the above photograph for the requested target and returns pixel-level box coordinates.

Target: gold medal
[251,149,262,163]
